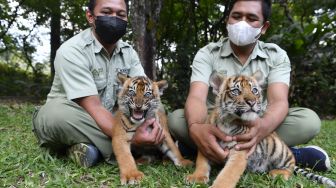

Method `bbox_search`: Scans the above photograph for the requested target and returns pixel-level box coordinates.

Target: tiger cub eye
[144,91,152,97]
[128,90,136,96]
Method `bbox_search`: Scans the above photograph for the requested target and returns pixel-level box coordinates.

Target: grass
[0,103,335,187]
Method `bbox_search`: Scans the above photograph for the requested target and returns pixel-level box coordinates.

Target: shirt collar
[220,38,268,59]
[252,41,268,59]
[220,38,234,57]
[88,28,128,55]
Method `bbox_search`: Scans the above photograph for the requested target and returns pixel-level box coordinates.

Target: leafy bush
[0,63,51,100]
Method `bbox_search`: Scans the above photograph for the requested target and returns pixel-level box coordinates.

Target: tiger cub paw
[178,159,194,167]
[120,170,145,185]
[269,169,291,180]
[186,173,209,184]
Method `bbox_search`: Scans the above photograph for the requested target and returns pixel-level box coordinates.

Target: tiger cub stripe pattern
[112,74,193,185]
[186,71,335,188]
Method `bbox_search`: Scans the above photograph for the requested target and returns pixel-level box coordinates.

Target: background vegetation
[1,0,335,117]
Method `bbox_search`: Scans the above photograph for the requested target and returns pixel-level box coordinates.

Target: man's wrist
[259,117,272,136]
[188,122,200,129]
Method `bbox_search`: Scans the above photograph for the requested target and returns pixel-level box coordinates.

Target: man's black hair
[87,0,128,13]
[87,0,96,12]
[224,0,272,23]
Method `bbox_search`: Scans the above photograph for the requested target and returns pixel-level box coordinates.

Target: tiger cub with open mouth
[112,74,193,185]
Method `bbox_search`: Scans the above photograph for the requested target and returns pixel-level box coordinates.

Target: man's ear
[261,21,270,35]
[86,9,95,26]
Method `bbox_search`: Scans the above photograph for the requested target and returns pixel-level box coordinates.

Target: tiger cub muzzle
[130,101,150,123]
[130,108,147,122]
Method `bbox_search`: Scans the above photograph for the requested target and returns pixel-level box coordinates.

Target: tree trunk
[49,0,61,80]
[130,0,162,80]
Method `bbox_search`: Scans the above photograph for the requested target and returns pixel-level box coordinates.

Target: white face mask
[227,21,263,46]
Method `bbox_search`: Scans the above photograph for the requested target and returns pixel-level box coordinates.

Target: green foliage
[157,0,225,109]
[0,63,50,99]
[0,103,335,187]
[266,1,336,117]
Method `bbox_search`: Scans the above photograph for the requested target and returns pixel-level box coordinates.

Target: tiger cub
[186,71,295,188]
[112,74,193,185]
[186,71,336,188]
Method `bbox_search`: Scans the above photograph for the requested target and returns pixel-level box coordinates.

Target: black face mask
[94,16,127,44]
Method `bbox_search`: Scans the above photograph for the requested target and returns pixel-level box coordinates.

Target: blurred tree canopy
[0,0,335,117]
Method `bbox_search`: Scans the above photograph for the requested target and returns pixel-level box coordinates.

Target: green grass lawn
[0,103,335,187]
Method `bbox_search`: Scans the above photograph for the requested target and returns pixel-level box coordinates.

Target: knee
[43,102,71,125]
[167,109,186,137]
[300,108,321,136]
[36,99,81,130]
[290,108,321,138]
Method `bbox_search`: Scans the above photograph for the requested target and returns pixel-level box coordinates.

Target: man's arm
[261,83,289,136]
[234,82,289,153]
[74,95,115,137]
[185,82,208,127]
[186,81,232,163]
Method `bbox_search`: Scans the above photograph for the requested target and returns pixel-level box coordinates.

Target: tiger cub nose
[135,104,142,109]
[246,100,256,107]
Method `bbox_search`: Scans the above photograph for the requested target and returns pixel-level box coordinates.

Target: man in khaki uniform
[32,0,165,167]
[168,0,331,172]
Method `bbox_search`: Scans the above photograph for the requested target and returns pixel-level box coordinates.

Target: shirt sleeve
[267,51,291,86]
[190,47,214,85]
[128,48,146,77]
[54,45,98,100]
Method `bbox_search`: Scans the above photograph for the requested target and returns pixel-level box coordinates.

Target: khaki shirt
[47,28,145,112]
[191,38,291,110]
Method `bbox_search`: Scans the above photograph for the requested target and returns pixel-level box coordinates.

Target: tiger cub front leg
[112,135,144,185]
[211,149,247,188]
[157,112,193,167]
[186,150,211,184]
[160,128,193,167]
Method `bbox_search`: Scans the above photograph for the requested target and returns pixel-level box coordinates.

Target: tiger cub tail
[294,166,336,187]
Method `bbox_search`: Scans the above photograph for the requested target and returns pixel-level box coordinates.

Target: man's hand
[131,118,165,146]
[233,117,267,156]
[189,123,232,164]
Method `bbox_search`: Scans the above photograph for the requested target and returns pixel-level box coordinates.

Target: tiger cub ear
[156,80,168,96]
[209,71,226,95]
[117,73,129,85]
[252,70,265,86]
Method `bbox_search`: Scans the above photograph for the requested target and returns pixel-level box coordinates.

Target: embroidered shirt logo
[116,68,130,75]
[218,70,227,76]
[92,68,104,78]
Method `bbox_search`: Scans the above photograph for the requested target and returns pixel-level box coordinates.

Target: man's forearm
[261,100,289,135]
[74,96,115,137]
[185,96,208,128]
[90,107,115,137]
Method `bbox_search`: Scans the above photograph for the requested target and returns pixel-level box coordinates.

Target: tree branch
[0,0,25,39]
